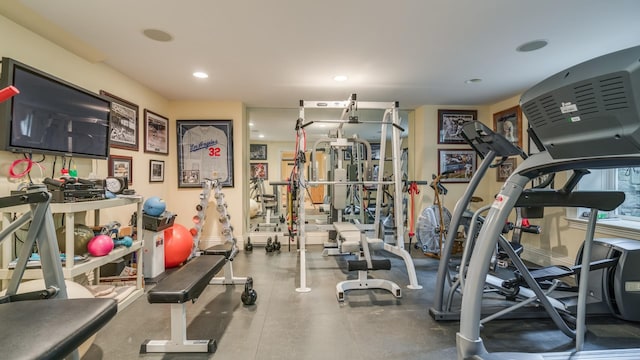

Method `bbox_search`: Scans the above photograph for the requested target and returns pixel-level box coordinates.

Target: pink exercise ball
[87,234,114,257]
[164,224,193,268]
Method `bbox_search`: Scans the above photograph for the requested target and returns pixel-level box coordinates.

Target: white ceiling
[4,0,640,141]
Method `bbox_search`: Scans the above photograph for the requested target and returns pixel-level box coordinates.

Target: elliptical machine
[430,120,527,321]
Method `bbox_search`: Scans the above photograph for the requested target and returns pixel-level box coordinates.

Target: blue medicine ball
[144,196,166,217]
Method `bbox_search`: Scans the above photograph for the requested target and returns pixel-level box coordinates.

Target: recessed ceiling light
[465,78,482,84]
[142,29,173,42]
[258,134,265,138]
[249,122,254,127]
[516,39,548,52]
[333,75,348,82]
[193,72,209,79]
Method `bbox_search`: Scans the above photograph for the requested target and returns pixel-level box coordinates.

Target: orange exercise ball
[164,224,193,268]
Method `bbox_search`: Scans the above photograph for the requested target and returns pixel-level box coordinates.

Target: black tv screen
[0,57,110,159]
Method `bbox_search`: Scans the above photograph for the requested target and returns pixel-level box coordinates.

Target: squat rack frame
[292,93,422,292]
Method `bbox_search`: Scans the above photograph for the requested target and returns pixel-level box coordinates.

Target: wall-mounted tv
[0,57,111,159]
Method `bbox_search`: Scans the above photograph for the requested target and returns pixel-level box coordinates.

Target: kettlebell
[244,237,253,252]
[265,237,274,252]
[241,277,257,305]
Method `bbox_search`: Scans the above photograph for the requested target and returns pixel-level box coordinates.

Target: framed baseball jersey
[177,120,234,188]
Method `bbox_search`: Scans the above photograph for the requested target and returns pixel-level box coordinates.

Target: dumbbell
[245,237,253,252]
[265,237,274,252]
[113,236,133,248]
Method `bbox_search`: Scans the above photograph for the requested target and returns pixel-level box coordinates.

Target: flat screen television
[0,57,111,159]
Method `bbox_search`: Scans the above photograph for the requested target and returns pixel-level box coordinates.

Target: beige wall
[0,15,248,249]
[0,14,168,227]
[409,98,603,268]
[168,102,246,249]
[1,12,614,267]
[410,104,493,215]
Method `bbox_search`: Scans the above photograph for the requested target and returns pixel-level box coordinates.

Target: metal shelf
[0,195,145,310]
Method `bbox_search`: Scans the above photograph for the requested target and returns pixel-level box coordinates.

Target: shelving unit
[0,196,144,311]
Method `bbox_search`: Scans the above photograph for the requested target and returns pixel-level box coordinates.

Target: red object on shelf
[0,86,19,103]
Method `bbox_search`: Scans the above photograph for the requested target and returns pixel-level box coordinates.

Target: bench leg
[336,270,402,302]
[209,261,247,285]
[140,303,217,353]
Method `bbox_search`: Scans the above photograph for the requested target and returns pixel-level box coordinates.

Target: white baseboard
[522,247,574,268]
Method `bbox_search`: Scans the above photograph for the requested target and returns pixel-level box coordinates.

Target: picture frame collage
[101,90,170,185]
[492,105,523,182]
[436,106,525,183]
[436,109,478,183]
[250,144,268,180]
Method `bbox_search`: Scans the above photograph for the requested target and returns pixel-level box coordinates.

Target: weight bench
[335,229,401,302]
[324,221,362,256]
[141,254,226,353]
[1,298,117,359]
[205,242,248,285]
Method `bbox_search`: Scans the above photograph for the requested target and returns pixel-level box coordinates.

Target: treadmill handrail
[515,189,625,211]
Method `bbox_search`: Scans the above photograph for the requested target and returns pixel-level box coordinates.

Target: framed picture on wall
[496,158,517,182]
[437,109,477,144]
[149,159,165,182]
[371,143,381,160]
[437,149,476,183]
[250,144,267,160]
[177,120,234,188]
[344,148,352,161]
[144,109,169,155]
[108,155,133,185]
[100,90,139,151]
[493,105,523,148]
[250,162,268,179]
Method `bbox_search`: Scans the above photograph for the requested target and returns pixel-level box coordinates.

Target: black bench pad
[0,298,117,360]
[203,243,234,259]
[348,259,392,271]
[148,255,226,304]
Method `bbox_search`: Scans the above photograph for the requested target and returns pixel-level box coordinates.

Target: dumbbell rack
[191,179,232,252]
[195,179,247,285]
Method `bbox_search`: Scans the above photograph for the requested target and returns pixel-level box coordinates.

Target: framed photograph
[177,120,234,188]
[494,105,523,148]
[149,160,165,183]
[108,155,133,185]
[250,144,267,160]
[438,109,477,144]
[100,90,139,151]
[144,109,169,155]
[344,143,371,161]
[371,143,381,160]
[497,158,517,182]
[344,149,352,161]
[250,162,268,179]
[438,149,477,183]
